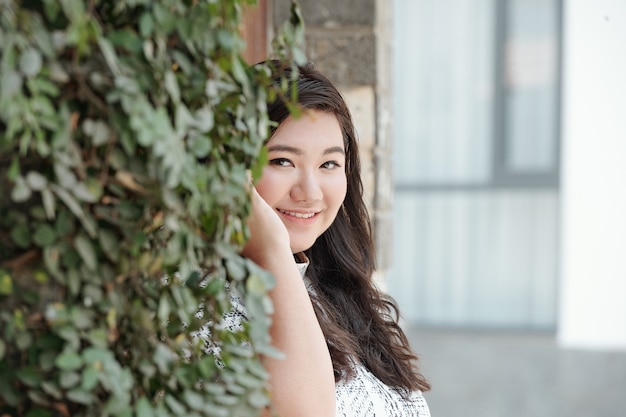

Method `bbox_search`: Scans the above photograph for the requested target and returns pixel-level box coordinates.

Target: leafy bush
[0,1,304,415]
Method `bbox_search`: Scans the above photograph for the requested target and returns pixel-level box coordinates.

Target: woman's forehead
[269,111,344,148]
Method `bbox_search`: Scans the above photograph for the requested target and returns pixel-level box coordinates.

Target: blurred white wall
[559,0,626,349]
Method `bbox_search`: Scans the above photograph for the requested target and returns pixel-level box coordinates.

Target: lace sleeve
[193,283,249,357]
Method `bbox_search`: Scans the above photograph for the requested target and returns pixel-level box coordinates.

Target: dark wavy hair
[262,60,430,395]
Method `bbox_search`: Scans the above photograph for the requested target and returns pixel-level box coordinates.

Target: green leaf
[83,347,113,365]
[204,383,226,396]
[11,176,32,202]
[197,356,217,378]
[214,393,238,406]
[139,13,154,37]
[70,307,93,329]
[183,389,206,411]
[60,371,81,389]
[57,325,80,349]
[74,234,97,270]
[10,223,31,248]
[194,105,215,133]
[82,119,111,146]
[153,4,177,32]
[153,344,176,373]
[86,328,107,348]
[0,70,23,100]
[83,283,103,304]
[25,171,48,190]
[56,350,83,371]
[41,381,63,400]
[81,366,99,391]
[157,294,171,324]
[247,389,269,408]
[30,73,60,95]
[226,258,246,280]
[51,184,97,237]
[53,164,77,188]
[55,209,74,237]
[108,29,142,53]
[0,340,5,360]
[164,394,186,415]
[66,388,94,405]
[251,146,268,179]
[234,370,262,389]
[165,71,180,103]
[216,29,236,50]
[201,403,229,417]
[33,223,57,246]
[19,49,44,77]
[31,95,56,118]
[7,157,21,180]
[245,359,269,380]
[16,366,43,387]
[66,268,81,296]
[104,391,132,415]
[34,270,49,284]
[16,331,33,350]
[72,180,102,203]
[98,229,119,261]
[41,188,56,219]
[39,351,58,372]
[246,273,268,295]
[136,397,155,417]
[188,133,211,158]
[98,38,121,75]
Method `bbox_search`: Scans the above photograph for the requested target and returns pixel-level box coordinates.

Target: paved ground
[405,325,626,417]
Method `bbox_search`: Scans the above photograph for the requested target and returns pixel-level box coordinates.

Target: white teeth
[279,209,316,219]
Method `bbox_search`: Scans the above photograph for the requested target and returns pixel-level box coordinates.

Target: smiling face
[255,110,347,254]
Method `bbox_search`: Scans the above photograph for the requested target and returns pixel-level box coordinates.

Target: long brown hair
[264,60,430,394]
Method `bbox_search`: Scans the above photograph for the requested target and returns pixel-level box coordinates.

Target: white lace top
[335,362,430,417]
[206,261,431,417]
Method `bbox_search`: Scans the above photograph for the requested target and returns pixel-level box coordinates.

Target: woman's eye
[321,160,342,169]
[270,158,292,167]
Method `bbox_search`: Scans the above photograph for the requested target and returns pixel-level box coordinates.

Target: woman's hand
[242,185,292,269]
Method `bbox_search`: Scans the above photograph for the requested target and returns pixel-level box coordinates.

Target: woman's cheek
[255,170,281,206]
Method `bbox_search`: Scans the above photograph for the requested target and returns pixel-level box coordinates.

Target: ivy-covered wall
[0,1,303,415]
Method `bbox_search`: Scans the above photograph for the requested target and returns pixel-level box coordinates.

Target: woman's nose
[290,171,323,202]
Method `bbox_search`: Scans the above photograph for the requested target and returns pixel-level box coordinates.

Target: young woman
[242,61,431,417]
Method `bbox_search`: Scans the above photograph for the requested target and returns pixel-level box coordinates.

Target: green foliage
[0,0,305,415]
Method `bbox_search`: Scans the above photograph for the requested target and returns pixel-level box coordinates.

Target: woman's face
[256,110,347,254]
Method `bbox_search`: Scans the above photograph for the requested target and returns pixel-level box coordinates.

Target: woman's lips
[277,209,318,219]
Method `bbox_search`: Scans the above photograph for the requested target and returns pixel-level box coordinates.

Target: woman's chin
[290,241,315,255]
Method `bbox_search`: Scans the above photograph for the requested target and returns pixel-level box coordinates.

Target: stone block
[343,86,376,211]
[305,30,376,87]
[273,0,375,27]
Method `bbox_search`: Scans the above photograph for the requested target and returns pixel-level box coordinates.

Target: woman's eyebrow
[267,144,303,155]
[267,145,345,156]
[323,146,345,156]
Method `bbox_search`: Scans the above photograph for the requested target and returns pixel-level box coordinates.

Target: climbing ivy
[0,0,305,415]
